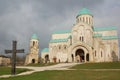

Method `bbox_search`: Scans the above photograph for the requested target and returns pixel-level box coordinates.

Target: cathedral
[26,8,119,64]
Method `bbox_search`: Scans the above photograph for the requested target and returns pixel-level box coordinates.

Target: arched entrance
[45,55,49,63]
[75,49,84,62]
[86,53,89,61]
[32,59,35,63]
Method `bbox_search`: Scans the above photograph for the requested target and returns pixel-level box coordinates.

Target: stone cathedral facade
[41,8,119,63]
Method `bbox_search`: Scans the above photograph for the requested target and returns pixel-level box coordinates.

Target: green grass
[0,67,30,76]
[71,62,120,69]
[26,63,58,67]
[1,62,120,80]
[1,70,120,80]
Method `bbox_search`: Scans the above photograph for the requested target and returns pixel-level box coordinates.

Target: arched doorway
[32,59,35,63]
[71,54,74,62]
[86,53,89,61]
[75,49,84,62]
[45,55,49,63]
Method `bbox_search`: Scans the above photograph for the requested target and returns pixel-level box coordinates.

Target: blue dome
[31,34,38,40]
[77,8,92,17]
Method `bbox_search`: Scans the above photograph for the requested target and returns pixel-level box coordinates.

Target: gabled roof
[94,26,117,31]
[41,48,49,53]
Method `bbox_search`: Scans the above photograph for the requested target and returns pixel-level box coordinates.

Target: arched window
[59,45,61,50]
[83,17,84,22]
[86,17,88,24]
[77,19,79,23]
[80,17,81,21]
[89,17,91,24]
[101,51,102,57]
[86,54,89,61]
[33,41,35,46]
[80,36,84,41]
[80,37,81,41]
[82,36,84,41]
[64,45,67,49]
[95,51,96,57]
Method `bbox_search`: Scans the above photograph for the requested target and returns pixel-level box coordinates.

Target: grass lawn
[1,62,120,80]
[0,66,30,76]
[26,63,58,67]
[1,70,120,80]
[71,62,120,69]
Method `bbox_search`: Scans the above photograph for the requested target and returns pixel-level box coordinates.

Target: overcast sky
[0,0,120,56]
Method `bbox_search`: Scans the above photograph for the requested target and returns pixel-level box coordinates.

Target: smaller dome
[77,8,92,17]
[31,34,38,40]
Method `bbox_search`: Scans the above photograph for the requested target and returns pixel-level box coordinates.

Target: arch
[80,17,81,21]
[89,17,91,24]
[95,50,96,57]
[63,45,67,50]
[45,54,49,63]
[101,51,102,57]
[32,59,35,63]
[86,17,88,24]
[72,44,89,52]
[86,53,89,61]
[75,49,84,62]
[59,45,61,50]
[33,41,35,46]
[79,37,81,41]
[83,17,85,22]
[82,36,84,41]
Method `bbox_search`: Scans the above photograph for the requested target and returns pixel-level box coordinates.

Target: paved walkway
[0,63,79,78]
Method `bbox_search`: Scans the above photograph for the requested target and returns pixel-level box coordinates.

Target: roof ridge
[53,30,71,34]
[94,26,117,31]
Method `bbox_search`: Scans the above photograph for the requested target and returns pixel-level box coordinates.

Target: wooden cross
[5,41,24,75]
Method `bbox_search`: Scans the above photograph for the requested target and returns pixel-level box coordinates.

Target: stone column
[84,52,86,62]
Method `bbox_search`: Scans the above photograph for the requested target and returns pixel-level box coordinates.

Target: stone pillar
[74,54,76,62]
[84,52,86,62]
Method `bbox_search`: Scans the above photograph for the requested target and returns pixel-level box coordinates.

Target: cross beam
[5,41,24,75]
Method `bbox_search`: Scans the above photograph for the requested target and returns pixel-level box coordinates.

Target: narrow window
[82,36,84,41]
[83,17,84,22]
[64,45,67,49]
[89,18,91,24]
[86,17,88,24]
[33,41,35,46]
[101,51,102,57]
[80,37,81,41]
[77,19,79,23]
[59,46,61,50]
[95,51,96,57]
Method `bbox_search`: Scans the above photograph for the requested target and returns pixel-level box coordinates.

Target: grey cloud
[0,0,119,56]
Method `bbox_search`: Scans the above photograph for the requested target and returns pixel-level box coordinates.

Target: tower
[30,34,39,54]
[25,34,39,65]
[72,8,93,46]
[76,8,93,27]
